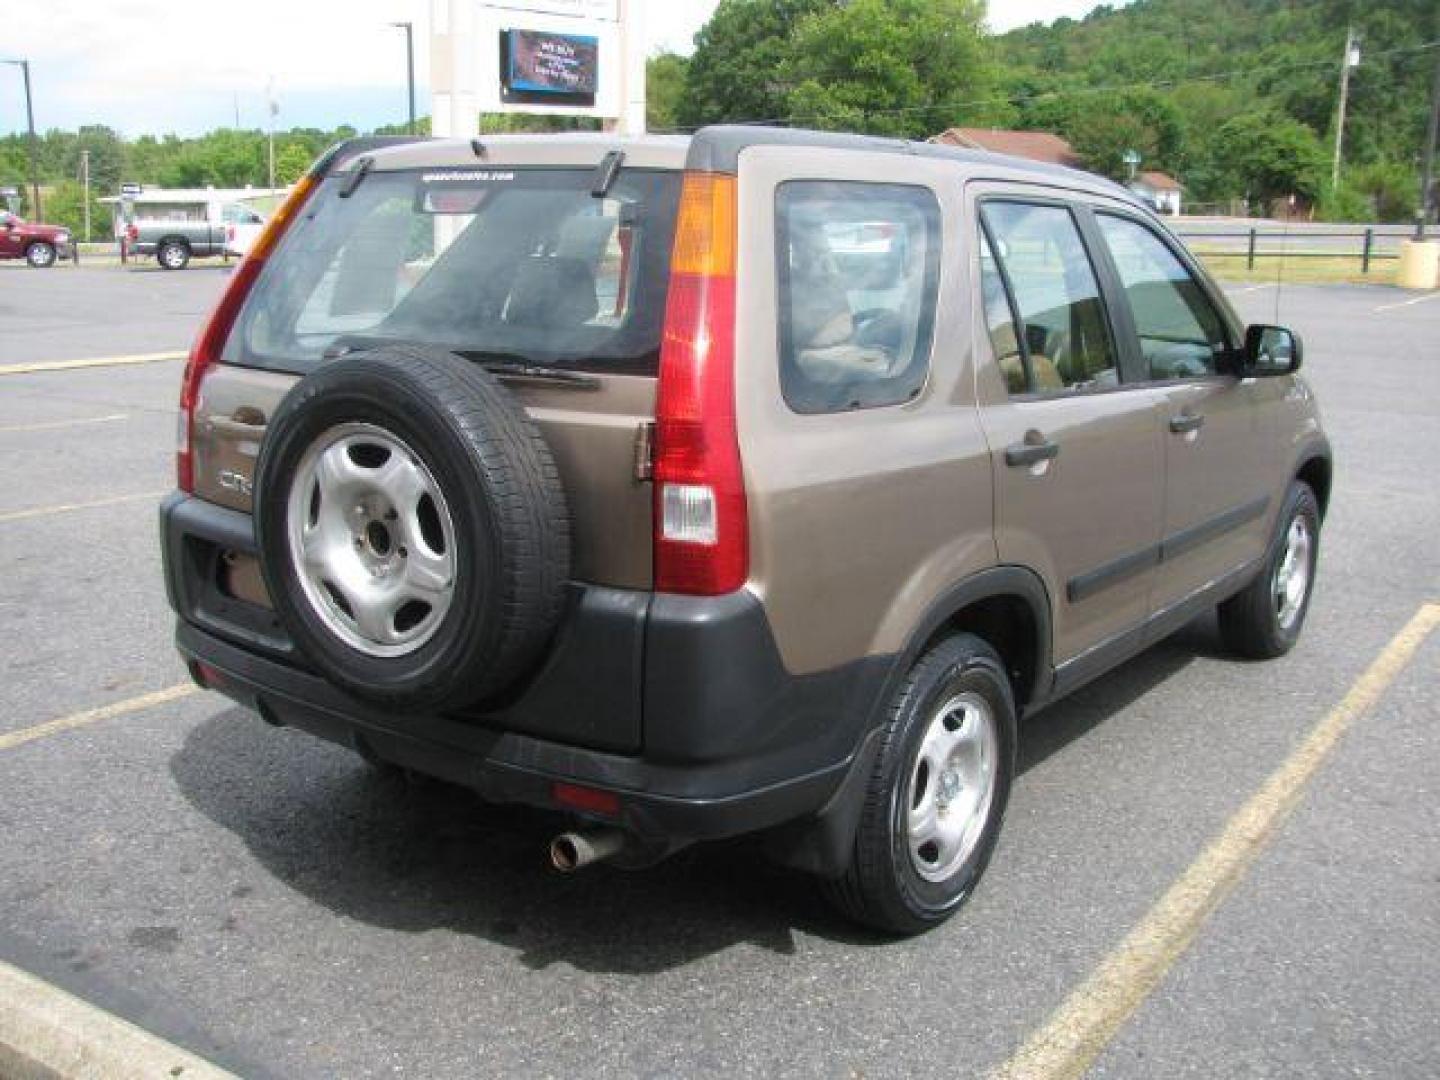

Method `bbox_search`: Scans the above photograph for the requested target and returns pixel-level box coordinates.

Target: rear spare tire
[254,345,570,710]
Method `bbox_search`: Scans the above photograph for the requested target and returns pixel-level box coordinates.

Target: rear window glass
[225,167,681,375]
[776,180,940,413]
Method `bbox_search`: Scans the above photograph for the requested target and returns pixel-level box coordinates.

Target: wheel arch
[891,565,1053,714]
[1295,447,1332,520]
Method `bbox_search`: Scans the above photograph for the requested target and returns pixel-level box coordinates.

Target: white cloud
[2,0,1128,136]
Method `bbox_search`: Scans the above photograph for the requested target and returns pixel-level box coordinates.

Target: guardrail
[1172,227,1399,274]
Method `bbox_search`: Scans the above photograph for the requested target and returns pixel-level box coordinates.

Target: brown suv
[160,129,1330,933]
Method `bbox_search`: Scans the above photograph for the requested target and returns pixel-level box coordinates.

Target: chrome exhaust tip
[549,829,625,872]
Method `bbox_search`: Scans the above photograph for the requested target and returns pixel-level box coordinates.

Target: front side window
[1095,214,1230,379]
[777,181,941,413]
[980,201,1118,394]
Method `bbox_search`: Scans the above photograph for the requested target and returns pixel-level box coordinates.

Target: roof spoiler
[310,135,430,179]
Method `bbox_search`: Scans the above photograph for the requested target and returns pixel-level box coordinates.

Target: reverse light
[176,173,319,492]
[652,172,747,595]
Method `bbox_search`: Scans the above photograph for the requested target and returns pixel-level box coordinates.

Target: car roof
[348,125,1142,207]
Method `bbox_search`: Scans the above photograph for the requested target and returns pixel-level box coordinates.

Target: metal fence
[1170,225,1404,274]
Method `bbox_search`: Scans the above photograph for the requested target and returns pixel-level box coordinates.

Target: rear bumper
[162,492,890,850]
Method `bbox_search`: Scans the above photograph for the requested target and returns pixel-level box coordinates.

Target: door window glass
[1096,214,1229,379]
[980,202,1118,393]
[777,181,941,413]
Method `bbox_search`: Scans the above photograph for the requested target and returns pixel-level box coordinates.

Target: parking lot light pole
[390,22,416,135]
[2,58,41,221]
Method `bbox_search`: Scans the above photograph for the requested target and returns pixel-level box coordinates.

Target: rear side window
[776,181,940,413]
[1094,214,1230,379]
[225,167,681,375]
[980,201,1118,395]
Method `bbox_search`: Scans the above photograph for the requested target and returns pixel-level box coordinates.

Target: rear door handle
[1169,413,1205,434]
[1005,439,1060,467]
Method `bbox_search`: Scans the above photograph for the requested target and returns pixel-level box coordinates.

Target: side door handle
[1168,412,1205,434]
[1005,437,1060,468]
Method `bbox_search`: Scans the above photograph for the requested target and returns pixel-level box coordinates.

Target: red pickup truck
[0,211,73,267]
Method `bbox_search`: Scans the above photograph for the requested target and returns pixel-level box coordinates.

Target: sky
[2,1,1130,138]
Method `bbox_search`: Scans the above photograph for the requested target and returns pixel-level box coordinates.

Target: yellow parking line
[0,491,164,524]
[993,602,1440,1080]
[0,958,237,1079]
[0,684,198,753]
[0,351,185,375]
[0,413,128,434]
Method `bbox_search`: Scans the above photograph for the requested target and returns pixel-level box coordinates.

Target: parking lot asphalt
[0,266,1437,1078]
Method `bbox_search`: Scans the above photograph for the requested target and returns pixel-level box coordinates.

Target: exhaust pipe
[549,829,626,872]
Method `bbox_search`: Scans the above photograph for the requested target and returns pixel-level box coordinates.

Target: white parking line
[0,958,237,1079]
[0,413,128,434]
[993,602,1440,1080]
[1223,283,1275,294]
[0,492,164,525]
[0,351,185,376]
[1373,291,1440,313]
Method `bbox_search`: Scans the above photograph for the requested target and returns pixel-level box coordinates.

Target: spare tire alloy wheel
[287,422,456,658]
[255,346,571,711]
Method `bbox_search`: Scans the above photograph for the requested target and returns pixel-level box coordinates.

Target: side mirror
[1240,324,1303,376]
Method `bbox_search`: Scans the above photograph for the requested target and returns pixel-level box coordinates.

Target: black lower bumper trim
[177,621,857,846]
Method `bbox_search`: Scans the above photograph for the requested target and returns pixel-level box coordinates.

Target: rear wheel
[1218,480,1320,659]
[25,241,56,268]
[157,239,190,270]
[824,634,1016,934]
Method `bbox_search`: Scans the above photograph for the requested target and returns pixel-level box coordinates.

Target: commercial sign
[502,29,599,101]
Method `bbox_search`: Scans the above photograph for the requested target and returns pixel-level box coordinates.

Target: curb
[0,961,238,1080]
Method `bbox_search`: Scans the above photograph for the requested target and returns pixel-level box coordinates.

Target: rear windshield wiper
[477,359,601,389]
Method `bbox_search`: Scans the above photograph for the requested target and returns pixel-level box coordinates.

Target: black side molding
[1160,496,1268,562]
[1066,496,1271,604]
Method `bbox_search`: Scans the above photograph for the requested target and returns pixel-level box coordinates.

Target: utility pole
[266,77,277,193]
[1331,26,1360,191]
[391,22,416,135]
[1418,42,1440,238]
[2,59,41,220]
[80,148,90,241]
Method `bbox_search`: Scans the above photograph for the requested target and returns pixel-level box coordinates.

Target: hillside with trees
[4,0,1436,232]
[660,0,1439,220]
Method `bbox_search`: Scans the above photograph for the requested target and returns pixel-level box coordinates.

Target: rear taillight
[653,172,747,595]
[125,223,138,242]
[176,175,318,492]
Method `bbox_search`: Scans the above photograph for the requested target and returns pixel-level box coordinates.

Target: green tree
[679,0,833,128]
[1211,112,1327,207]
[1038,89,1182,181]
[646,52,689,131]
[275,142,313,185]
[782,0,1005,138]
[42,179,102,239]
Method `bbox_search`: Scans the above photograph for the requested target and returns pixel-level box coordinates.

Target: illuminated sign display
[501,29,599,103]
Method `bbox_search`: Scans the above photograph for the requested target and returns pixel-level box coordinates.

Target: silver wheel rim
[1273,515,1313,631]
[286,422,457,658]
[29,245,52,266]
[906,690,999,883]
[162,245,185,268]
